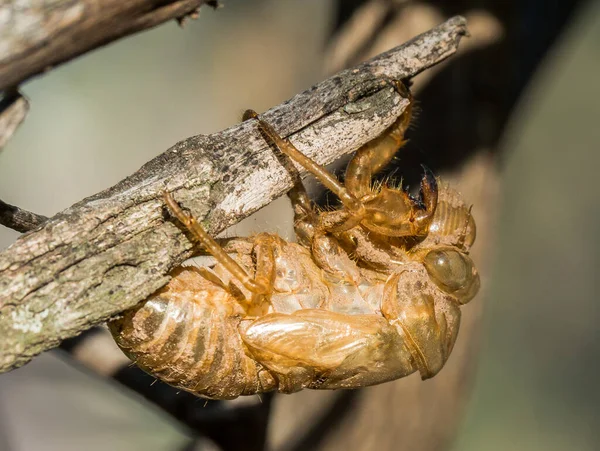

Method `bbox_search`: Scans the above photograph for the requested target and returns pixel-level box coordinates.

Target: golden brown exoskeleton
[109,82,480,400]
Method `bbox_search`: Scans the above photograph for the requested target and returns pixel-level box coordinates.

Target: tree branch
[0,199,48,233]
[0,90,28,150]
[0,0,217,91]
[0,16,468,374]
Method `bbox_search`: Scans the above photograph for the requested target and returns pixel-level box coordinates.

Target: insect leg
[243,109,367,232]
[287,180,327,248]
[245,233,279,314]
[344,82,413,199]
[282,178,364,284]
[164,192,272,295]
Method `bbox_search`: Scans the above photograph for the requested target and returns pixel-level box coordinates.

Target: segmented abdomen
[108,267,275,399]
[428,184,476,247]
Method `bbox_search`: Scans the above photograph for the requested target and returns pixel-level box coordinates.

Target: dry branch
[0,199,47,233]
[0,17,468,373]
[0,91,28,150]
[0,0,217,91]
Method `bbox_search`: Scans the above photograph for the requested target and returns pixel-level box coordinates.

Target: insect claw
[407,192,423,209]
[420,165,436,189]
[417,165,438,213]
[242,109,259,121]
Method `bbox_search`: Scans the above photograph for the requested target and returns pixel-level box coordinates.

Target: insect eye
[423,249,479,303]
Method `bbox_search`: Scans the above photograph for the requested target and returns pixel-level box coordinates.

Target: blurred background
[0,0,598,450]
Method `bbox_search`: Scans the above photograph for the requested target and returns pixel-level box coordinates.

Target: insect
[108,82,480,400]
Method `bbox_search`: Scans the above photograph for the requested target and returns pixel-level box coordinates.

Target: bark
[0,199,47,234]
[0,17,468,374]
[0,91,28,150]
[0,0,217,91]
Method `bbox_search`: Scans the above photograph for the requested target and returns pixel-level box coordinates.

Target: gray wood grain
[0,91,28,150]
[0,0,215,91]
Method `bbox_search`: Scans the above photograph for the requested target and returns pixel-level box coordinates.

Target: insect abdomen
[109,267,275,399]
[428,185,476,248]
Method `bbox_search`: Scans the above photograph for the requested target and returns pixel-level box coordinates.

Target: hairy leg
[344,81,413,199]
[164,192,275,296]
[244,109,367,232]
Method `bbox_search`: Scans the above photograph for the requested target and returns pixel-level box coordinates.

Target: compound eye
[423,249,480,303]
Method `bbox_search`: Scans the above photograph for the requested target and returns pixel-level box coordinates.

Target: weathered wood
[0,0,217,91]
[0,17,468,373]
[0,91,28,150]
[0,198,47,233]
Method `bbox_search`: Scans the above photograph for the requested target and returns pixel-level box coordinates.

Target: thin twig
[0,17,468,374]
[0,199,47,233]
[0,90,29,150]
